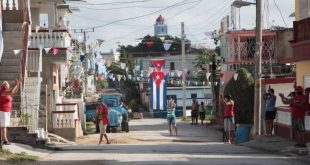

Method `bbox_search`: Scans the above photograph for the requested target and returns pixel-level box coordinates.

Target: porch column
[47,1,56,29]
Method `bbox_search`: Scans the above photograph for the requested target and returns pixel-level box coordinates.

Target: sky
[66,0,295,52]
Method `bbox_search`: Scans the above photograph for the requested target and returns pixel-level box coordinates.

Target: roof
[156,15,165,23]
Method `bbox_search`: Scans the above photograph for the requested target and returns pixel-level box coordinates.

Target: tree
[118,35,191,54]
[223,68,254,124]
[195,49,221,118]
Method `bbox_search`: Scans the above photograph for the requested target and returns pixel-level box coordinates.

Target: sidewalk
[240,135,310,164]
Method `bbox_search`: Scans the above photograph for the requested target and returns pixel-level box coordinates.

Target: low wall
[274,106,310,142]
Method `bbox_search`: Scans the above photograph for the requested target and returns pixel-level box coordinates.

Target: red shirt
[0,90,12,112]
[96,104,109,125]
[291,95,306,120]
[224,102,234,117]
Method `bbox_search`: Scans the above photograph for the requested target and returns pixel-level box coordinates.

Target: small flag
[44,48,52,53]
[146,41,154,48]
[13,49,22,55]
[52,48,59,56]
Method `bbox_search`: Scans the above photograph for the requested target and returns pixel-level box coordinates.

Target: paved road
[2,119,307,165]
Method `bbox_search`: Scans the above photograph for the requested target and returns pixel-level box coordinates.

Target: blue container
[235,124,251,143]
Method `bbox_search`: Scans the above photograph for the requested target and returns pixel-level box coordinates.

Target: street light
[231,0,256,29]
[231,0,256,8]
[232,0,263,137]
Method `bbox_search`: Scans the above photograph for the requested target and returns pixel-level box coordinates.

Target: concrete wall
[296,60,310,87]
[167,86,212,109]
[136,53,199,73]
[276,30,293,60]
[263,83,295,107]
[62,98,85,134]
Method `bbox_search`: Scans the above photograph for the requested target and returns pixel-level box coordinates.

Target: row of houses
[1,0,88,143]
[217,0,310,142]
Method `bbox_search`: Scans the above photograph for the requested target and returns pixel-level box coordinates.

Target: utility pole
[254,0,263,137]
[73,28,95,97]
[181,22,187,118]
[74,28,95,54]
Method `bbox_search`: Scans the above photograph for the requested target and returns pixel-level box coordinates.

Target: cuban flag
[150,59,168,111]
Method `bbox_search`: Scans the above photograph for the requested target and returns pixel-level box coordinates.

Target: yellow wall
[295,0,300,21]
[296,60,310,87]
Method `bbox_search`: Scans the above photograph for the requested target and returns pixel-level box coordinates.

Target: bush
[224,68,254,124]
[129,99,139,112]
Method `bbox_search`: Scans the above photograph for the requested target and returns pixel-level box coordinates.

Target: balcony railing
[2,0,22,10]
[293,17,310,42]
[29,30,71,49]
[52,103,79,128]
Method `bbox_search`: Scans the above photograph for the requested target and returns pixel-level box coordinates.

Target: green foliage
[129,99,140,113]
[122,80,140,106]
[21,113,31,125]
[196,71,206,82]
[107,62,126,76]
[224,68,254,124]
[98,80,108,89]
[0,150,38,163]
[118,35,191,53]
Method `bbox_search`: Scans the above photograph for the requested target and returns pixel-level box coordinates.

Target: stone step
[3,31,23,51]
[2,51,21,59]
[0,65,20,73]
[0,72,20,81]
[0,58,20,66]
[3,23,23,31]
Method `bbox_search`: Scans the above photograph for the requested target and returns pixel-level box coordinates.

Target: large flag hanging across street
[150,59,167,111]
[0,3,3,62]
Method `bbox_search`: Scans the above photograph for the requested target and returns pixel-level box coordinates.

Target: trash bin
[235,124,251,143]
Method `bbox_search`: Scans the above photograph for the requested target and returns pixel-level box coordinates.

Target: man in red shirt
[96,98,110,144]
[279,86,307,147]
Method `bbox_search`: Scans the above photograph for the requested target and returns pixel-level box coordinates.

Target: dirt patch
[76,133,141,144]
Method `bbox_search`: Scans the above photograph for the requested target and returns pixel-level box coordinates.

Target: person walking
[191,99,199,125]
[198,102,206,125]
[167,97,177,136]
[221,94,235,144]
[264,87,277,136]
[0,80,20,145]
[279,86,307,147]
[96,98,110,144]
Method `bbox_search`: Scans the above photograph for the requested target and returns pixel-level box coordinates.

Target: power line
[81,0,194,30]
[69,5,164,11]
[68,0,153,6]
[272,0,288,27]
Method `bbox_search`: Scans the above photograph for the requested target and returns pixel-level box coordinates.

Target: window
[191,94,197,99]
[104,98,117,107]
[170,62,175,71]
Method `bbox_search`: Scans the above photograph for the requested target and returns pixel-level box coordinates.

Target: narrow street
[3,119,306,165]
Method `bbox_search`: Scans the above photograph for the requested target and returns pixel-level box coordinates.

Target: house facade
[274,0,310,142]
[1,0,83,142]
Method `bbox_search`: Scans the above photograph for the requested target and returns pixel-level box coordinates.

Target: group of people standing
[220,84,309,147]
[191,99,206,125]
[279,85,310,147]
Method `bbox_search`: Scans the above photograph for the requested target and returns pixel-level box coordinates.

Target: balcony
[220,30,277,64]
[290,17,310,62]
[28,29,71,49]
[293,17,310,42]
[2,0,23,23]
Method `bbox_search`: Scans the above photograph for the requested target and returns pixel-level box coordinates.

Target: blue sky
[66,0,295,52]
